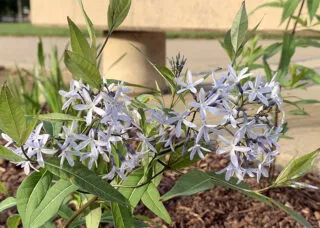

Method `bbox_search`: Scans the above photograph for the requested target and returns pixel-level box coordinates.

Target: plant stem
[291,0,306,36]
[21,146,32,162]
[63,196,98,228]
[112,167,167,188]
[97,31,112,58]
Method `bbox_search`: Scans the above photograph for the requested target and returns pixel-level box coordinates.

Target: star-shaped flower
[175,70,204,94]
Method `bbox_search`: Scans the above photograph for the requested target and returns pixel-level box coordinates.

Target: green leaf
[0,84,27,145]
[289,109,308,115]
[0,181,8,194]
[275,149,320,186]
[141,183,171,224]
[42,222,56,228]
[37,39,45,68]
[161,169,215,201]
[263,59,273,82]
[78,0,97,52]
[205,172,312,227]
[281,0,301,23]
[43,121,63,137]
[37,113,84,122]
[307,0,320,21]
[0,197,16,213]
[278,34,296,82]
[155,65,176,93]
[67,17,94,63]
[24,171,53,227]
[21,115,39,147]
[119,168,148,207]
[85,195,102,228]
[86,205,101,228]
[16,170,50,227]
[30,180,78,228]
[221,30,234,60]
[105,79,160,94]
[267,196,312,228]
[64,50,102,89]
[0,146,24,162]
[130,43,178,95]
[249,1,283,15]
[58,203,74,219]
[230,2,248,53]
[111,202,134,228]
[294,99,320,104]
[7,215,20,228]
[45,157,128,205]
[296,39,320,48]
[108,0,131,33]
[263,42,283,60]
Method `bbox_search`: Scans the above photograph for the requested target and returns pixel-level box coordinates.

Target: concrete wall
[30,0,313,32]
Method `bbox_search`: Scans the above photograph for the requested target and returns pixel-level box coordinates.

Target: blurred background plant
[7,39,66,115]
[220,0,320,116]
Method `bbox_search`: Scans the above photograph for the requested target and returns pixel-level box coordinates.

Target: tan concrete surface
[30,0,319,32]
[103,31,167,93]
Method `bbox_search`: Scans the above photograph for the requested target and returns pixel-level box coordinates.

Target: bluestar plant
[2,65,285,184]
[0,1,318,227]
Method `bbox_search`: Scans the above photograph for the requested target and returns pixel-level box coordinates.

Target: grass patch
[1,22,320,40]
[0,22,104,37]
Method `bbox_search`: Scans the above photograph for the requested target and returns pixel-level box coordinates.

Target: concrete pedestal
[102,31,167,93]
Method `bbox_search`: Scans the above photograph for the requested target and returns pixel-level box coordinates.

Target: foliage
[231,0,320,115]
[0,1,318,227]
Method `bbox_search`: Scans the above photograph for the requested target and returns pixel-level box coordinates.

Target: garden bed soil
[0,154,320,227]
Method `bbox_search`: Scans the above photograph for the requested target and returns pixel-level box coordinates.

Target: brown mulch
[0,154,320,228]
[136,154,320,228]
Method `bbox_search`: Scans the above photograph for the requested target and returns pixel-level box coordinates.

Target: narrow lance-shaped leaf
[108,0,131,33]
[37,38,45,69]
[307,0,320,22]
[141,183,171,224]
[29,180,78,228]
[64,50,102,89]
[221,30,234,60]
[119,168,148,207]
[85,203,101,228]
[281,0,301,23]
[24,171,53,227]
[36,113,84,122]
[45,157,128,205]
[78,0,97,52]
[16,170,50,228]
[111,202,134,228]
[67,17,95,63]
[249,1,284,15]
[0,146,24,163]
[274,149,320,186]
[0,197,17,213]
[161,169,215,201]
[278,34,296,82]
[230,2,248,53]
[0,84,27,145]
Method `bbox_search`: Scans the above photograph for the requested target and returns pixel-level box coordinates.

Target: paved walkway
[0,37,320,171]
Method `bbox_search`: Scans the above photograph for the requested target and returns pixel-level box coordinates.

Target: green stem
[112,167,167,188]
[21,146,32,162]
[291,0,306,36]
[63,196,98,228]
[97,31,112,58]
